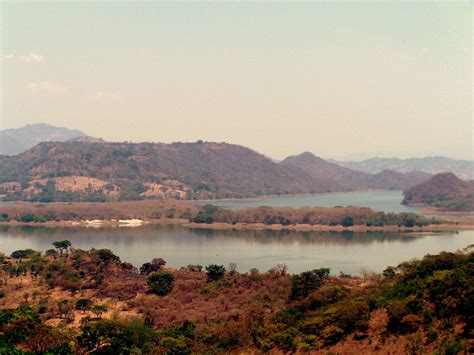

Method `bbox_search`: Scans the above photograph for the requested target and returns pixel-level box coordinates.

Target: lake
[195,190,421,213]
[0,225,472,275]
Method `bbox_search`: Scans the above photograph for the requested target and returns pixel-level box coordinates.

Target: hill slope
[0,143,435,202]
[0,141,322,200]
[0,123,89,155]
[334,156,474,180]
[402,172,474,211]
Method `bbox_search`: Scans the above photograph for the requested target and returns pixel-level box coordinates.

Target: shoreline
[192,188,390,203]
[181,222,474,232]
[1,218,472,232]
[0,218,187,228]
[0,189,392,206]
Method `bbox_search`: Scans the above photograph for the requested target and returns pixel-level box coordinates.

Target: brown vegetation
[403,172,474,211]
[0,202,456,233]
[1,141,433,202]
[1,244,473,353]
[0,199,198,222]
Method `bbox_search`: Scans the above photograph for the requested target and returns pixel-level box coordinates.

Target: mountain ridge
[333,156,474,180]
[0,123,100,155]
[0,142,432,202]
[282,152,431,191]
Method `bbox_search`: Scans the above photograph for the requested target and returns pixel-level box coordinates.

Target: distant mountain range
[333,157,474,180]
[282,152,431,191]
[0,141,319,200]
[403,172,474,211]
[0,123,103,155]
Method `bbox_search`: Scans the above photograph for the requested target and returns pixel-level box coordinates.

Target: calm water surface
[0,225,472,275]
[195,190,420,213]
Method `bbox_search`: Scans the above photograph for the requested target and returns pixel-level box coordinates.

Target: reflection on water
[0,225,472,275]
[195,190,421,213]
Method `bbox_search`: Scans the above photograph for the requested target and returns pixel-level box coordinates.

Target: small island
[0,199,472,232]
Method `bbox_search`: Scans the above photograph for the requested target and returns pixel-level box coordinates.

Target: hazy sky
[1,2,472,160]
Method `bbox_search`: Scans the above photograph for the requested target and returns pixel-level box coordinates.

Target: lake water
[0,225,472,275]
[195,190,421,213]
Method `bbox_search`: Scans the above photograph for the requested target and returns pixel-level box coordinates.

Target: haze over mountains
[333,157,474,180]
[0,123,102,155]
[1,124,471,178]
[0,124,471,202]
[0,141,431,202]
[282,152,431,191]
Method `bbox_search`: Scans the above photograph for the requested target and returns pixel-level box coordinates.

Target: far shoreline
[191,188,392,203]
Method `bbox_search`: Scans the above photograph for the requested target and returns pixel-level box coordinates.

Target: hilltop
[0,141,320,201]
[403,172,474,211]
[0,123,96,155]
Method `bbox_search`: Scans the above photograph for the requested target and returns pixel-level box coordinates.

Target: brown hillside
[0,141,322,200]
[403,172,474,207]
[0,143,432,202]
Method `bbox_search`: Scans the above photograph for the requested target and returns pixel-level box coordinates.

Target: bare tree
[276,264,288,276]
[228,263,237,276]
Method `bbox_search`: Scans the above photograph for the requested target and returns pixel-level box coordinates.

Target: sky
[0,2,472,161]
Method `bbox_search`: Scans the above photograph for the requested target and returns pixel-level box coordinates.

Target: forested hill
[0,141,320,200]
[403,172,474,211]
[0,142,431,202]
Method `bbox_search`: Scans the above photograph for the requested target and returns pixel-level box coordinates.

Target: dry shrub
[369,308,389,336]
[400,314,424,332]
[97,274,145,300]
[361,269,382,282]
[25,325,69,353]
[126,270,290,328]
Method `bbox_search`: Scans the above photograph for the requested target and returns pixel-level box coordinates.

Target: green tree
[38,180,56,203]
[140,258,167,275]
[341,216,354,227]
[45,249,58,259]
[403,214,416,228]
[77,318,155,354]
[205,264,226,282]
[10,249,38,259]
[289,268,330,300]
[75,299,93,313]
[91,304,108,319]
[147,272,174,296]
[52,240,71,256]
[19,213,37,223]
[0,307,41,348]
[95,249,120,262]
